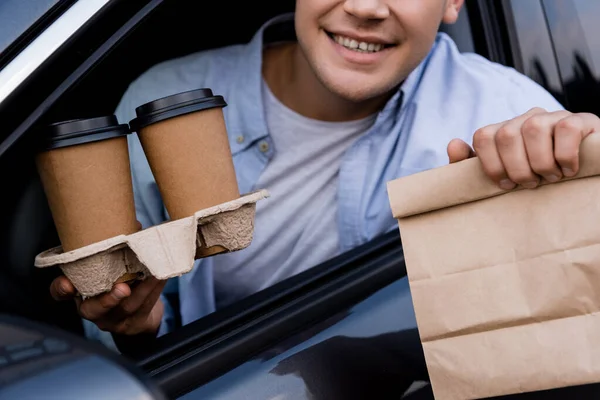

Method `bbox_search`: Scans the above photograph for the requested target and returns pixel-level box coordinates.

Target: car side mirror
[0,314,167,400]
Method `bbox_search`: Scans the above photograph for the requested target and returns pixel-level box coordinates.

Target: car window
[0,0,477,343]
[2,0,472,378]
[541,0,600,116]
[505,0,564,105]
[0,0,65,63]
[571,0,600,78]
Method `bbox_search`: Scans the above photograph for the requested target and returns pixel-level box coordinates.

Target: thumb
[447,138,476,163]
[50,276,77,301]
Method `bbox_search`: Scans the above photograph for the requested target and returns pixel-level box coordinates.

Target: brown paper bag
[387,134,600,399]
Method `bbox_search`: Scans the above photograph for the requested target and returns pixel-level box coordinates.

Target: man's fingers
[496,119,540,188]
[106,278,166,335]
[554,113,600,177]
[117,278,163,317]
[50,276,76,301]
[521,111,570,182]
[474,108,547,190]
[135,279,167,317]
[472,123,514,189]
[447,138,475,163]
[78,284,131,321]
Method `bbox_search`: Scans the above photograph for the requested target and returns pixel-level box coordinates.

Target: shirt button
[259,141,269,153]
[236,135,245,144]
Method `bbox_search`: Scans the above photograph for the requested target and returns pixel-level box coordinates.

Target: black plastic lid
[129,88,227,132]
[41,115,131,151]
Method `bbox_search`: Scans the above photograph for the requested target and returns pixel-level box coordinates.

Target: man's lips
[324,30,396,65]
[325,30,396,53]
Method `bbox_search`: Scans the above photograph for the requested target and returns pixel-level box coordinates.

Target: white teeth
[332,34,386,53]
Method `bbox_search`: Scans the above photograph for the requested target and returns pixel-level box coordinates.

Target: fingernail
[562,168,575,177]
[545,174,561,183]
[522,181,539,189]
[59,283,69,296]
[113,287,128,300]
[499,179,516,190]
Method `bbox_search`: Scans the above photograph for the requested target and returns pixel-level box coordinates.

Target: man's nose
[343,0,390,20]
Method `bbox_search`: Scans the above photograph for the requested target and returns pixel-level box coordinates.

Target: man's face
[294,0,463,102]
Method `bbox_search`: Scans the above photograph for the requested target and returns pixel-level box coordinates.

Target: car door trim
[0,0,163,157]
[0,0,111,107]
[137,230,406,398]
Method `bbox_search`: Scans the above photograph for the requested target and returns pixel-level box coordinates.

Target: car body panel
[0,315,166,400]
[180,278,425,400]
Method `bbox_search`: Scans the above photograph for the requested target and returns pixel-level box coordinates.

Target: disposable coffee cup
[36,116,139,252]
[129,88,240,221]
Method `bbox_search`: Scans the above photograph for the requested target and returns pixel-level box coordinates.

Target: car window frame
[0,0,160,156]
[0,0,109,108]
[0,0,77,70]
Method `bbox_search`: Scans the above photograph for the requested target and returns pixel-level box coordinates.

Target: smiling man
[52,0,600,342]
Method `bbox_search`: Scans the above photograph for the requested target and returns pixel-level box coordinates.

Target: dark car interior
[0,0,481,337]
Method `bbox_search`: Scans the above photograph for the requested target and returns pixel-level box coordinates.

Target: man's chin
[326,80,395,104]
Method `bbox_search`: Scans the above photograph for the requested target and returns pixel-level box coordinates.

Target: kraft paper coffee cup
[36,116,139,252]
[129,88,240,221]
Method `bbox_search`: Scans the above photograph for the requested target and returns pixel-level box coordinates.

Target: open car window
[0,0,414,365]
[0,0,483,362]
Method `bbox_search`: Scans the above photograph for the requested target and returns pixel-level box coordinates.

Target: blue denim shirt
[111,13,563,336]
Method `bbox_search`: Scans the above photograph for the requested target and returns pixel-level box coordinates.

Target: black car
[1,0,599,399]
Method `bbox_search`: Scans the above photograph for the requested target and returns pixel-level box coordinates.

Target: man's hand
[447,108,600,189]
[50,275,166,336]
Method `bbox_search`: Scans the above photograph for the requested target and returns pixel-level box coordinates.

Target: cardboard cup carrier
[35,90,268,297]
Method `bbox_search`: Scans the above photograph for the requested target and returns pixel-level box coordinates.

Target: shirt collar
[379,35,440,118]
[227,13,295,155]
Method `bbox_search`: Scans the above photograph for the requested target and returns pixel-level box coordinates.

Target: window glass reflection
[571,0,600,77]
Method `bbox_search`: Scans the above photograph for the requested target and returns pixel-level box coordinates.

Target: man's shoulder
[426,33,563,113]
[136,43,247,90]
[116,43,251,119]
[150,44,246,74]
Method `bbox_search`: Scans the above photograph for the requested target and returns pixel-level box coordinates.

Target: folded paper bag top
[388,133,600,219]
[386,133,600,400]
